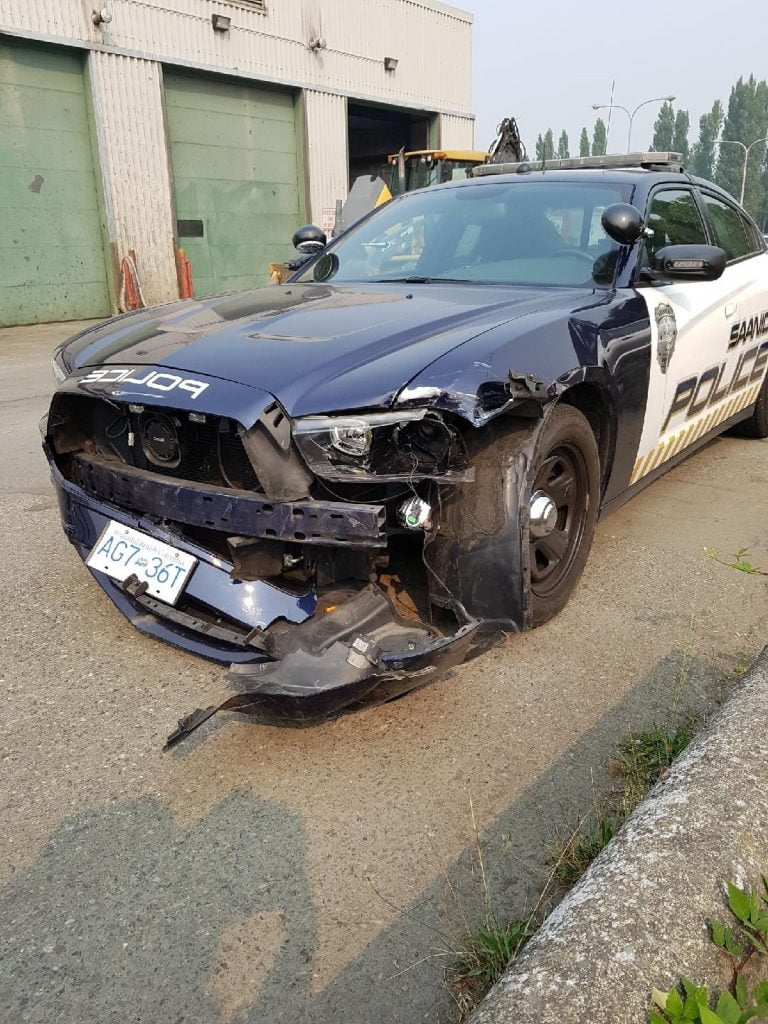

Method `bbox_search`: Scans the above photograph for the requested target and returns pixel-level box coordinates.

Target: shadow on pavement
[0,793,315,1024]
[0,649,739,1024]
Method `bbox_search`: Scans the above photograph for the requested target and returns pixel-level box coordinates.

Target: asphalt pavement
[1,321,767,1024]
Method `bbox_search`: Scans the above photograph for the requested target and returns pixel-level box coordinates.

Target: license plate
[86,521,197,605]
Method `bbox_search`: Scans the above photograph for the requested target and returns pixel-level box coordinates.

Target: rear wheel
[729,373,768,438]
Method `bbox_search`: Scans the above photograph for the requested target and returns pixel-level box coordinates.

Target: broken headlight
[293,409,473,482]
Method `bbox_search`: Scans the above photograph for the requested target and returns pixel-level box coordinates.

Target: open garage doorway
[347,103,436,192]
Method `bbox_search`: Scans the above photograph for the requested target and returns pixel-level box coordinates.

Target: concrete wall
[86,51,178,306]
[302,89,349,231]
[0,0,473,115]
[439,112,475,149]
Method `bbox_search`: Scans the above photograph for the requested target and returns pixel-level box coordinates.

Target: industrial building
[0,0,474,325]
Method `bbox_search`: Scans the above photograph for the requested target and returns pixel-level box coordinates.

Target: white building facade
[0,0,474,324]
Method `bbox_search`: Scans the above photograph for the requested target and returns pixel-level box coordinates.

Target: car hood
[63,283,592,416]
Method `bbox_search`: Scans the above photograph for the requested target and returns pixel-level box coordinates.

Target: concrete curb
[469,645,768,1024]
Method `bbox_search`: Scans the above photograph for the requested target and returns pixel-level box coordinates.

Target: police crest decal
[655,302,678,373]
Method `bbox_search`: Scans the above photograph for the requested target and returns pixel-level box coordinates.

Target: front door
[630,186,768,484]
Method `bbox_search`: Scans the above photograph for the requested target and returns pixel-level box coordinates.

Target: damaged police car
[44,153,768,746]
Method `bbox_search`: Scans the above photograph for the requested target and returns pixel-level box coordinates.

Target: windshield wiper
[371,276,469,284]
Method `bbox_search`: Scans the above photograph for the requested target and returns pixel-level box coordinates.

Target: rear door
[630,186,767,485]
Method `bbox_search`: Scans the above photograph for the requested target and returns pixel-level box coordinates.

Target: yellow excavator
[269,117,525,282]
[386,117,526,195]
[387,148,488,193]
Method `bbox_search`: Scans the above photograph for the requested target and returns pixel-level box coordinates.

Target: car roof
[436,168,742,207]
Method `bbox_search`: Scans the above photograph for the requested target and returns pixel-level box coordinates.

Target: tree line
[533,75,768,226]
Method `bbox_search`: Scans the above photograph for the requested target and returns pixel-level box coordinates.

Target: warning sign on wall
[321,207,337,238]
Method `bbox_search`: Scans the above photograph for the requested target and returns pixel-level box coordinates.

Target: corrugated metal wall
[0,0,472,116]
[439,113,475,150]
[87,51,178,306]
[302,90,348,228]
[164,69,302,292]
[0,0,474,316]
[0,37,111,324]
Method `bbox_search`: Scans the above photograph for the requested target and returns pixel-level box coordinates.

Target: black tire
[526,404,600,626]
[426,403,600,631]
[729,373,768,438]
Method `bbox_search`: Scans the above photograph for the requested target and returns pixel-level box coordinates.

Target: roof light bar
[472,152,684,177]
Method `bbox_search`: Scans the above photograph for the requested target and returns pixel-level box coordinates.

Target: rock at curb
[469,646,768,1024]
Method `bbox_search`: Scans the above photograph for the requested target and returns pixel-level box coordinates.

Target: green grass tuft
[551,811,622,888]
[614,724,691,810]
[449,913,532,1004]
[550,724,693,889]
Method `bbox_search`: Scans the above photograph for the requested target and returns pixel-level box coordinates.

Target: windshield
[298,180,633,288]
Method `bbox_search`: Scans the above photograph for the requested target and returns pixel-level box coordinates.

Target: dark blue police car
[45,152,768,744]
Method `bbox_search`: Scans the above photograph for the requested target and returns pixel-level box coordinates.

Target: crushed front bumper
[48,457,498,744]
[50,458,316,664]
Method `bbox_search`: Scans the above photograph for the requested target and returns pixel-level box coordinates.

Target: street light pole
[716,138,768,205]
[592,95,675,153]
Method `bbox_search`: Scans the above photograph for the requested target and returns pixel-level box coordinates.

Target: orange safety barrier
[118,250,145,311]
[176,248,195,299]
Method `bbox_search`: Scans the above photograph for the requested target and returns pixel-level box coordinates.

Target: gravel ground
[1,321,766,1024]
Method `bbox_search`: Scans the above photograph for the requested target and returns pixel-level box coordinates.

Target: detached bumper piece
[164,586,491,749]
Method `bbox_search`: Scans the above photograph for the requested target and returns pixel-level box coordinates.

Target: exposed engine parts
[397,496,432,531]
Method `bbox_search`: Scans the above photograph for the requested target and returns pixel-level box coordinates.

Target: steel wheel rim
[529,442,589,599]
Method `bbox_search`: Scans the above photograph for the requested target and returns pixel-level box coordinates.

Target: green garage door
[0,38,110,326]
[164,70,303,296]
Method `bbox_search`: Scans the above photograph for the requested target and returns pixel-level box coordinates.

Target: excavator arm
[488,116,526,164]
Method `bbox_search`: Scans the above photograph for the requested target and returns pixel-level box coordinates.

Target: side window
[700,193,754,261]
[644,188,708,262]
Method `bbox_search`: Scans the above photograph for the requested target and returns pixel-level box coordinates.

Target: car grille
[52,395,261,491]
[136,412,261,489]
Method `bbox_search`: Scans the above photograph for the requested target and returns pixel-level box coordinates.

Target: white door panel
[631,254,768,485]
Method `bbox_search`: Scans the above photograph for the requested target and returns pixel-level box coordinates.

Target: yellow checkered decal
[629,382,762,486]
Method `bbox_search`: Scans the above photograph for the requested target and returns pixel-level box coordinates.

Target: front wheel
[426,403,600,631]
[526,404,600,626]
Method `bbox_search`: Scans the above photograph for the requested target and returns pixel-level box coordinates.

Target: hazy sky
[460,0,765,157]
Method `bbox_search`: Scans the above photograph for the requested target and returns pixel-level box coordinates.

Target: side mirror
[601,203,645,245]
[653,244,727,282]
[292,224,327,254]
